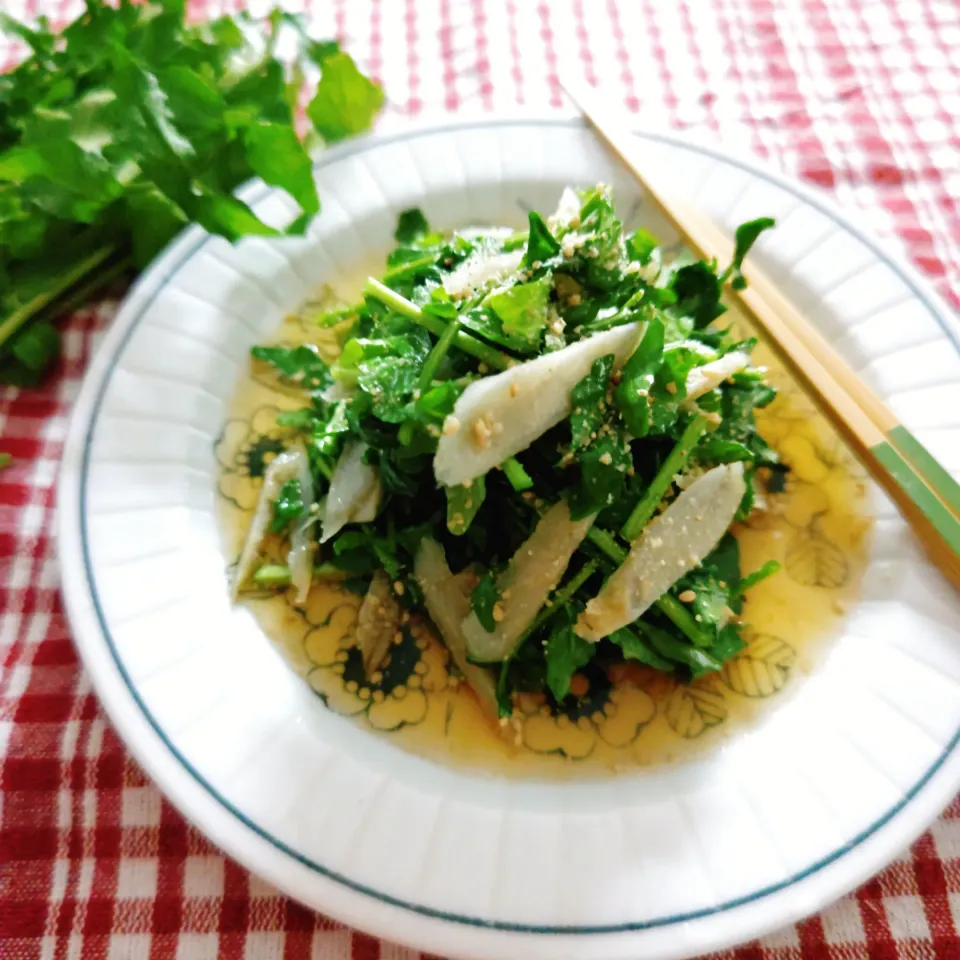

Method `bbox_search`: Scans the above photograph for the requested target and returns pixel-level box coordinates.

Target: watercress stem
[655,593,711,648]
[738,559,780,593]
[251,561,348,587]
[418,315,460,390]
[0,243,117,348]
[364,278,511,371]
[620,414,709,541]
[502,456,534,492]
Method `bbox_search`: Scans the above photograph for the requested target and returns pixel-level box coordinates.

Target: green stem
[585,526,627,564]
[251,562,349,587]
[382,254,437,285]
[579,288,646,334]
[501,230,529,252]
[656,593,711,648]
[41,253,133,322]
[502,456,533,492]
[738,560,780,593]
[620,414,709,541]
[364,278,511,371]
[0,243,117,348]
[418,316,460,390]
[314,455,333,482]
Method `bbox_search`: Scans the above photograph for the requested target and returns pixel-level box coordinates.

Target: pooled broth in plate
[216,261,872,777]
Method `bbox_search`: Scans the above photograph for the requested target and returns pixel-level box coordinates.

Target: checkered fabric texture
[1,0,959,957]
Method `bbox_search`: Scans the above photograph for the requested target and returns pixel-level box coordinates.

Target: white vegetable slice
[356,570,401,675]
[320,441,382,543]
[232,446,305,599]
[684,350,751,402]
[462,501,596,662]
[287,441,316,603]
[415,539,499,720]
[575,463,746,642]
[434,323,644,487]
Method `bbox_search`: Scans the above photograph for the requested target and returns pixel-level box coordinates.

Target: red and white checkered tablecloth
[2,0,959,957]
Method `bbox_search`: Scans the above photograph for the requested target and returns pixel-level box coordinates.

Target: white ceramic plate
[58,118,960,960]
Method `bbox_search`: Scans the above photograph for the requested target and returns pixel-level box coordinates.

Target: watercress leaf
[569,425,631,519]
[242,120,319,219]
[305,38,341,66]
[471,571,500,633]
[123,184,188,267]
[185,181,279,241]
[571,354,614,449]
[415,380,461,425]
[10,319,59,373]
[446,476,485,535]
[670,260,726,329]
[573,184,625,288]
[726,217,775,289]
[614,317,664,437]
[307,51,384,143]
[545,613,594,701]
[486,276,551,346]
[625,227,658,264]
[638,621,722,678]
[370,447,425,496]
[270,477,303,533]
[394,207,430,244]
[524,210,560,267]
[276,408,316,430]
[706,622,747,664]
[694,436,755,464]
[609,627,674,672]
[251,344,331,391]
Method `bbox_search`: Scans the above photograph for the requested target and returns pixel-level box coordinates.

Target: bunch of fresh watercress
[0,0,383,386]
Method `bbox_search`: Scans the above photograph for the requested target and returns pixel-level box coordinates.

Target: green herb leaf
[242,121,319,219]
[523,211,560,267]
[486,277,551,346]
[251,344,331,391]
[270,477,303,534]
[625,228,658,264]
[571,354,614,449]
[725,217,775,289]
[394,208,430,244]
[306,51,384,143]
[545,613,594,701]
[10,319,59,373]
[471,571,500,633]
[670,261,726,329]
[609,627,674,672]
[614,318,664,437]
[447,476,486,535]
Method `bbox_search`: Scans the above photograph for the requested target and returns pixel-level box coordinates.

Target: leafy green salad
[235,185,784,721]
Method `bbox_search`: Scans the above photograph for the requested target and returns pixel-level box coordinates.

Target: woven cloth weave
[2,1,959,957]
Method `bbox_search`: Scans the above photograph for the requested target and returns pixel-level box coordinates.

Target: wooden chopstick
[562,76,960,589]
